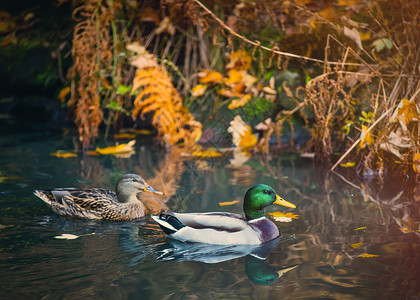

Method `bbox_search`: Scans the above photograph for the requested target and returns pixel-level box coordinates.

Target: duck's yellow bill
[277,264,299,278]
[274,194,296,208]
[144,185,165,195]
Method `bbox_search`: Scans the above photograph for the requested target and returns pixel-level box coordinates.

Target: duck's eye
[263,190,271,194]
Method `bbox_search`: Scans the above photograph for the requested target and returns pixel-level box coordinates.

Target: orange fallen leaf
[95,140,136,155]
[191,84,207,97]
[413,153,420,173]
[113,133,136,139]
[359,125,374,149]
[198,70,223,84]
[219,200,239,206]
[58,87,70,103]
[397,98,419,128]
[50,152,78,158]
[228,94,252,110]
[359,253,379,258]
[228,115,257,150]
[224,69,244,85]
[351,242,363,249]
[226,50,252,70]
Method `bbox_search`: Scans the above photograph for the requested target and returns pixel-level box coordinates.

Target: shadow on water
[0,131,420,299]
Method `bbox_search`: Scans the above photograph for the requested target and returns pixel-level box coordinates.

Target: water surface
[1,130,419,299]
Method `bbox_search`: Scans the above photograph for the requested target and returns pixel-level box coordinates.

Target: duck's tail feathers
[34,190,52,207]
[152,212,185,235]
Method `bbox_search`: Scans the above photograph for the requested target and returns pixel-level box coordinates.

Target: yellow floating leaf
[219,200,240,206]
[359,125,374,149]
[359,253,379,258]
[198,70,223,84]
[353,226,367,231]
[226,50,252,70]
[58,87,70,103]
[351,242,363,249]
[95,140,136,155]
[269,211,299,222]
[397,98,419,128]
[228,94,252,110]
[113,133,136,139]
[192,148,222,157]
[269,212,299,219]
[50,152,78,158]
[191,84,208,97]
[340,162,356,167]
[54,234,79,240]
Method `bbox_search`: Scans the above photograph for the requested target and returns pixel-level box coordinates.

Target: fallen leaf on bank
[219,200,240,206]
[269,211,299,222]
[192,148,222,157]
[95,140,136,155]
[351,242,363,249]
[226,50,252,70]
[344,26,363,50]
[353,227,367,231]
[228,94,252,110]
[58,87,70,102]
[50,152,78,158]
[359,125,374,149]
[228,115,257,150]
[371,38,392,52]
[341,162,356,167]
[198,70,223,84]
[127,42,159,69]
[397,98,419,129]
[113,133,136,139]
[155,16,175,35]
[413,153,420,173]
[191,84,207,97]
[54,234,79,240]
[358,253,379,258]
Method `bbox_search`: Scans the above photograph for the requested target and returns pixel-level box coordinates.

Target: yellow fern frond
[131,51,202,146]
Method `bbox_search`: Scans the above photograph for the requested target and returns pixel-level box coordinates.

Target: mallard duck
[152,184,296,245]
[34,174,164,221]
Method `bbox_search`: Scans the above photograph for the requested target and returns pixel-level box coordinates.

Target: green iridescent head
[243,184,295,220]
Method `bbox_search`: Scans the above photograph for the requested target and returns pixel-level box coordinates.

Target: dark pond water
[1,130,419,299]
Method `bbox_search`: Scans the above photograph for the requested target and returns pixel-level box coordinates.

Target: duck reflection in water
[156,237,298,285]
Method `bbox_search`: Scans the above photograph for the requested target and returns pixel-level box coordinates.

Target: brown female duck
[34,174,165,221]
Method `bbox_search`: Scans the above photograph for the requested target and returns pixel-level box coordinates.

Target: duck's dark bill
[144,185,165,195]
[274,194,296,208]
